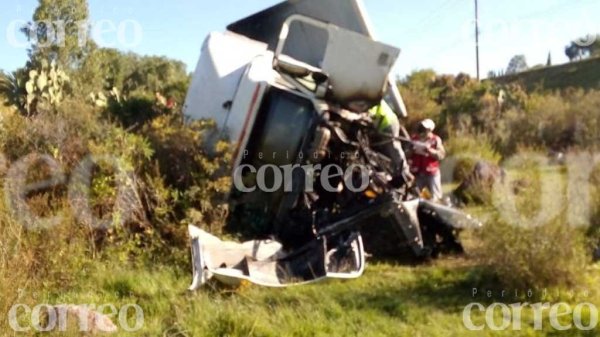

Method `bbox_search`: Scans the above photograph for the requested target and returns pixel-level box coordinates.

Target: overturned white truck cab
[184,0,479,289]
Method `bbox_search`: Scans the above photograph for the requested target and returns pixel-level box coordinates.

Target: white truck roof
[228,0,407,116]
[183,31,269,128]
[183,0,408,138]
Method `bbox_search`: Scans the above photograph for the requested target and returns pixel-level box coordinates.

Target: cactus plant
[89,87,121,108]
[21,60,70,115]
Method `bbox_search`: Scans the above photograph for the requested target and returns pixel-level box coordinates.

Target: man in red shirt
[408,119,446,201]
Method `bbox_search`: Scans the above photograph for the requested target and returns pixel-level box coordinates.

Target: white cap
[421,119,436,131]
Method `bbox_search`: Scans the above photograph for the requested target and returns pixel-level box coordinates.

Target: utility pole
[474,0,480,80]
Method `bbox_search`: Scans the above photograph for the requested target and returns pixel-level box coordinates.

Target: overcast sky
[1,0,599,79]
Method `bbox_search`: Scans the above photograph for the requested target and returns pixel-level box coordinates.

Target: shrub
[587,166,600,253]
[399,69,443,132]
[105,94,157,128]
[140,115,232,238]
[0,99,154,262]
[476,215,588,289]
[401,70,600,157]
[443,133,501,183]
[1,68,233,271]
[475,156,589,289]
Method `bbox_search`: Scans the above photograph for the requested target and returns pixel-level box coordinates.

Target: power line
[401,0,597,78]
[514,0,582,20]
[399,0,463,36]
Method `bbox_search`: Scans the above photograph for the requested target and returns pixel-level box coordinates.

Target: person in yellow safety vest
[369,100,413,186]
[369,100,395,131]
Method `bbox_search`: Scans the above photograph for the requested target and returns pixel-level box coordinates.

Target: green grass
[492,56,600,91]
[3,166,599,336]
[14,172,596,336]
[26,256,597,337]
[40,261,479,337]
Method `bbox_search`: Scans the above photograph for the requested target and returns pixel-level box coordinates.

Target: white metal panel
[228,0,369,67]
[183,31,268,130]
[227,0,407,116]
[274,15,399,104]
[321,26,400,103]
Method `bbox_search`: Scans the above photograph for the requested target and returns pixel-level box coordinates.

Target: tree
[74,47,191,102]
[506,55,528,75]
[565,34,600,62]
[0,70,26,109]
[21,0,93,70]
[566,43,579,62]
[546,52,552,66]
[77,51,191,127]
[8,0,192,111]
[575,34,600,57]
[72,47,137,97]
[0,61,69,115]
[122,56,190,100]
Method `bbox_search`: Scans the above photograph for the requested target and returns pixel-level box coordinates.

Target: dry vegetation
[400,71,600,290]
[0,70,597,335]
[0,0,599,328]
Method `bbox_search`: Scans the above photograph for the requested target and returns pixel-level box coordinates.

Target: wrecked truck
[183,0,480,289]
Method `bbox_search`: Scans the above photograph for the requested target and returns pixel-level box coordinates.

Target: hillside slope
[493,56,600,91]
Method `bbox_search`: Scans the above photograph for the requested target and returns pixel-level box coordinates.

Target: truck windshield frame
[243,87,316,169]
